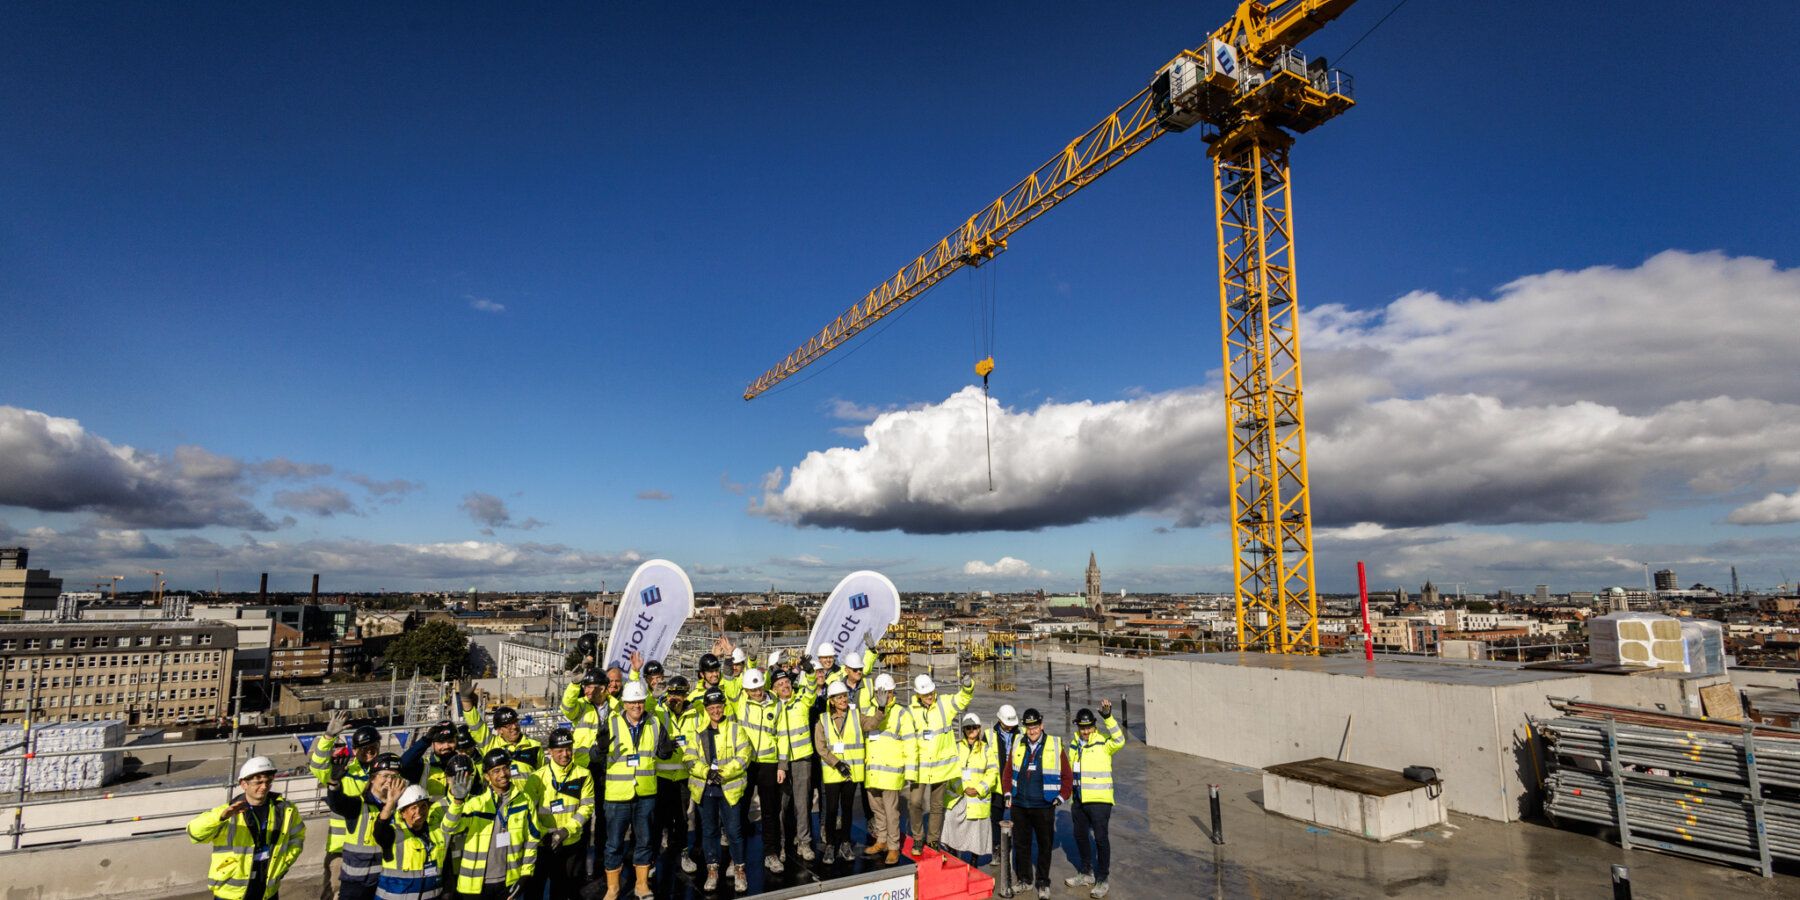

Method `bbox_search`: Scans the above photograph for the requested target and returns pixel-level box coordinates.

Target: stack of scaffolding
[0,720,128,793]
[1535,699,1800,875]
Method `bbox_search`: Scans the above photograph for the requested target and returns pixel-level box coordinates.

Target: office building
[0,620,238,727]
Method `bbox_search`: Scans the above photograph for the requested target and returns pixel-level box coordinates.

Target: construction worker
[861,673,907,865]
[444,748,560,900]
[652,675,698,875]
[767,667,818,866]
[309,711,383,900]
[898,672,977,850]
[323,752,408,900]
[941,713,997,864]
[734,666,787,872]
[812,680,873,865]
[988,704,1021,866]
[686,653,735,712]
[812,643,838,682]
[560,667,615,753]
[686,687,749,893]
[597,680,677,900]
[1064,702,1125,899]
[706,637,747,702]
[372,784,448,900]
[998,708,1070,900]
[522,728,593,900]
[459,685,544,781]
[188,756,306,900]
[399,723,460,799]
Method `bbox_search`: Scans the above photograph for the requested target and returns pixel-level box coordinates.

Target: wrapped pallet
[1588,612,1686,671]
[0,720,128,793]
[1677,618,1727,676]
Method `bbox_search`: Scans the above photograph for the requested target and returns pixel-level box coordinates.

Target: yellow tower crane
[745,0,1361,654]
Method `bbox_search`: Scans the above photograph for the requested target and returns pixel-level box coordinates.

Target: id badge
[832,741,845,754]
[1026,763,1038,773]
[551,801,566,814]
[423,861,438,874]
[710,761,721,770]
[627,753,640,767]
[494,830,511,850]
[675,735,688,747]
[254,848,272,862]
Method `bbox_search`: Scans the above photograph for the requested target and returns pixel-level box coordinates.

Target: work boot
[704,865,719,891]
[863,841,887,856]
[680,853,698,874]
[1065,872,1095,887]
[1090,882,1110,898]
[822,843,836,865]
[634,864,654,899]
[795,841,815,862]
[884,847,900,865]
[732,864,748,892]
[602,867,622,900]
[765,853,784,874]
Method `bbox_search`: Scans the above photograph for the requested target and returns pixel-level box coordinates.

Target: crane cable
[969,259,998,491]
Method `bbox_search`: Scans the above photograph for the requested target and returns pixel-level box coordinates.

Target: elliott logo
[849,592,869,611]
[1216,45,1236,75]
[641,586,662,605]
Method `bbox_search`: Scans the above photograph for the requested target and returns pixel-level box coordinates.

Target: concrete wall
[1,815,327,900]
[1019,646,1152,674]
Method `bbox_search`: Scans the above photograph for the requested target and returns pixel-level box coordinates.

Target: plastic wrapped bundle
[0,720,128,793]
[1588,612,1686,671]
[1677,618,1727,676]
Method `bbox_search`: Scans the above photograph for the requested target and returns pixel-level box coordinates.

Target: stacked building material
[0,720,127,793]
[1587,612,1686,671]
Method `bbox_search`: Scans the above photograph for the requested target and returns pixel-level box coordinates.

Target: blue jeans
[698,788,743,868]
[604,794,656,869]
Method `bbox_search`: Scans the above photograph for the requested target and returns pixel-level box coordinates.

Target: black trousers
[453,887,509,900]
[745,760,782,848]
[1071,801,1112,881]
[821,780,857,846]
[1011,805,1057,889]
[533,840,586,899]
[338,884,375,900]
[653,777,689,857]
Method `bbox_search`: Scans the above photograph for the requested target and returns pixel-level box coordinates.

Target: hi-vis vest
[820,707,865,784]
[186,796,306,900]
[864,704,909,792]
[376,806,449,900]
[771,686,816,762]
[657,705,699,782]
[560,682,620,752]
[340,791,388,884]
[462,706,544,780]
[1069,713,1125,805]
[444,786,541,891]
[308,735,370,852]
[602,711,663,801]
[684,717,749,805]
[1010,735,1065,804]
[947,738,998,820]
[526,756,595,840]
[897,686,973,785]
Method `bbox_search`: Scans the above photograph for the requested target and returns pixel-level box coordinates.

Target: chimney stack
[311,573,320,605]
[259,572,268,603]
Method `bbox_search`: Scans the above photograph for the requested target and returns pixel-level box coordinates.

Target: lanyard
[551,762,577,796]
[244,801,273,849]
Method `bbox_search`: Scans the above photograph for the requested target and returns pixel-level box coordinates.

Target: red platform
[903,837,996,900]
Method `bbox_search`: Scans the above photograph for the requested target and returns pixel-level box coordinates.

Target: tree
[384,620,469,679]
[1464,600,1495,614]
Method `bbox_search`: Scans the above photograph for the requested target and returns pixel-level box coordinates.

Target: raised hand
[1100,699,1113,716]
[221,799,249,821]
[449,772,473,800]
[329,754,351,783]
[324,709,349,739]
[630,651,644,673]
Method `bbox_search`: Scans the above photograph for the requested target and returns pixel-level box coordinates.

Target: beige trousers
[868,787,901,848]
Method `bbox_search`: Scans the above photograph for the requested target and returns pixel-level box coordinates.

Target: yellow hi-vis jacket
[683,716,749,805]
[656,704,699,782]
[1069,712,1126,805]
[186,795,306,900]
[308,734,369,852]
[461,705,545,781]
[864,702,910,792]
[559,681,620,752]
[946,737,999,820]
[374,805,450,900]
[737,691,781,764]
[816,706,865,784]
[524,753,595,842]
[443,786,543,892]
[600,710,666,801]
[896,682,975,785]
[771,684,817,763]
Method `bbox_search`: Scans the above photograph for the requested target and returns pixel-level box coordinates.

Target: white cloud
[466,295,506,313]
[962,556,1049,579]
[1727,488,1800,525]
[272,485,359,517]
[754,252,1800,535]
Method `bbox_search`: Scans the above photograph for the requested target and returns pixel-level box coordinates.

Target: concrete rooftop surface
[147,661,1792,899]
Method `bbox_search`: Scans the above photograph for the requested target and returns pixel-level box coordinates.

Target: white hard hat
[961,712,982,728]
[914,674,936,695]
[997,704,1019,727]
[769,649,784,667]
[731,648,747,664]
[874,674,896,692]
[826,681,850,697]
[621,681,649,702]
[742,668,766,690]
[814,642,836,658]
[841,650,862,668]
[238,756,277,781]
[398,784,432,810]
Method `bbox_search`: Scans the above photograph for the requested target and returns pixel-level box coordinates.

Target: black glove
[708,772,723,786]
[329,754,350,782]
[835,761,851,778]
[543,828,567,851]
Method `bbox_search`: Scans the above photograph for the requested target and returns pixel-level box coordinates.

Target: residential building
[0,619,237,726]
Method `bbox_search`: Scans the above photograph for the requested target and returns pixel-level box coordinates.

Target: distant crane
[90,574,126,599]
[745,0,1364,655]
[140,569,166,605]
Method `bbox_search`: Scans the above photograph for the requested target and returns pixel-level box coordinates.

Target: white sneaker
[1065,872,1095,887]
[765,852,784,874]
[795,842,815,861]
[821,844,836,865]
[732,864,748,892]
[838,841,853,860]
[680,854,697,874]
[704,866,719,891]
[1090,882,1110,898]
[1036,887,1050,900]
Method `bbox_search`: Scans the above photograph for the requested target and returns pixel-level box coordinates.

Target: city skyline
[4,2,1798,595]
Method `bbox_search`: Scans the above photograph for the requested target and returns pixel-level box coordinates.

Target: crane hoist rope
[968,261,999,491]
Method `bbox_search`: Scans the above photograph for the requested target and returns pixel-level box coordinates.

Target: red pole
[1358,561,1373,661]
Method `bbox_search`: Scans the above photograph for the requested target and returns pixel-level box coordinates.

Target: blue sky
[5,1,1798,596]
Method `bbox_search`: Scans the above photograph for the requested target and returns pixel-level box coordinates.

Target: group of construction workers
[188,637,1126,900]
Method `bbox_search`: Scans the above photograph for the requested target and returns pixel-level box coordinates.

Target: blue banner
[395,732,411,749]
[297,735,316,754]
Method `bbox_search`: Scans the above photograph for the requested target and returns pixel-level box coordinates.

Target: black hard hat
[666,675,691,694]
[580,668,604,686]
[445,753,474,778]
[577,632,599,653]
[371,752,403,773]
[351,725,382,749]
[455,725,478,750]
[481,748,512,773]
[702,687,727,706]
[1022,708,1043,726]
[492,706,519,727]
[643,660,664,678]
[427,722,455,743]
[547,728,575,750]
[699,653,721,673]
[1074,708,1097,727]
[770,667,793,683]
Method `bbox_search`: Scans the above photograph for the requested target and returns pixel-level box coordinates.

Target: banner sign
[806,571,903,662]
[605,559,695,670]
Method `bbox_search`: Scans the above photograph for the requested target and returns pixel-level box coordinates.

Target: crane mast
[747,1,1360,654]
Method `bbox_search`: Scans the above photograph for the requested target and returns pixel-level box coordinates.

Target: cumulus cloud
[637,490,673,501]
[272,485,359,517]
[347,473,423,500]
[459,492,546,533]
[0,407,281,531]
[962,556,1049,579]
[257,458,335,480]
[755,252,1800,535]
[1728,489,1800,525]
